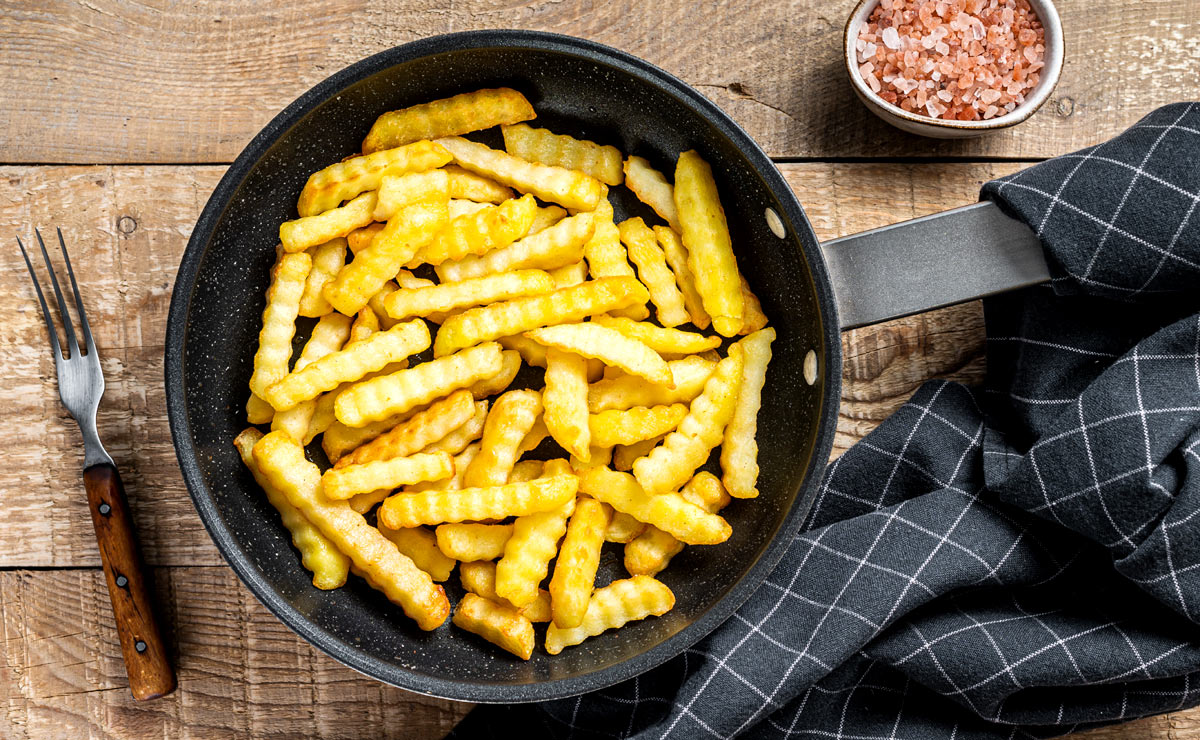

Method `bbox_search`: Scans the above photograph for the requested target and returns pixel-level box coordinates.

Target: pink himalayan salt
[857,0,1045,122]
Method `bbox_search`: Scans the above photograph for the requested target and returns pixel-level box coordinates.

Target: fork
[17,228,176,701]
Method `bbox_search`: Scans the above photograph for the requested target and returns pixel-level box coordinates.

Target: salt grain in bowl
[856,0,1045,121]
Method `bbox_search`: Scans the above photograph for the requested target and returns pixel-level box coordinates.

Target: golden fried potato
[589,404,688,448]
[525,322,673,388]
[335,342,504,427]
[346,222,385,255]
[435,522,513,562]
[588,355,717,412]
[579,467,730,545]
[363,88,534,154]
[613,434,666,472]
[497,494,575,608]
[674,150,743,336]
[542,347,591,461]
[721,328,775,498]
[249,251,312,398]
[623,156,680,231]
[436,136,604,212]
[549,261,589,289]
[374,169,450,220]
[592,315,720,355]
[654,225,711,329]
[246,392,275,425]
[549,496,610,629]
[436,210,594,283]
[632,347,744,496]
[545,575,674,654]
[414,194,536,267]
[251,431,449,630]
[432,277,649,357]
[467,350,521,399]
[234,429,349,590]
[453,593,535,660]
[618,217,690,327]
[280,192,377,253]
[459,561,551,622]
[407,442,481,496]
[297,140,451,217]
[271,313,352,441]
[464,390,543,488]
[385,269,554,321]
[605,508,647,543]
[444,165,514,203]
[739,274,769,335]
[422,401,489,456]
[530,205,568,234]
[502,123,623,186]
[625,471,731,576]
[336,389,475,468]
[298,238,348,318]
[378,474,578,528]
[378,524,456,582]
[321,451,453,500]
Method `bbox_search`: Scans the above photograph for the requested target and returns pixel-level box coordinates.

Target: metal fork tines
[17,228,113,469]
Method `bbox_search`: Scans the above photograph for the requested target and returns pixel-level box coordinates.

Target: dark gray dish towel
[452,103,1200,739]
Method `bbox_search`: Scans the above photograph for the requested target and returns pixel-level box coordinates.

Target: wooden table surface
[1,1,1197,737]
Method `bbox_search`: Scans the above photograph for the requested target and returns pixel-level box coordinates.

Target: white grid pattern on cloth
[449,103,1200,740]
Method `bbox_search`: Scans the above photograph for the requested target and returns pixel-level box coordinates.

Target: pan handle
[819,200,1050,330]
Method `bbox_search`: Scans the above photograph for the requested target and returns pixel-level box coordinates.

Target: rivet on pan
[135,640,147,653]
[803,350,818,385]
[764,208,785,239]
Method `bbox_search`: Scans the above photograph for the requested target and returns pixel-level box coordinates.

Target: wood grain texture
[0,0,1197,163]
[0,161,1003,568]
[0,567,468,739]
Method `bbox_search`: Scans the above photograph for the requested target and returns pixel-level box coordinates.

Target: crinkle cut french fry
[322,411,406,464]
[625,471,731,576]
[385,269,554,321]
[448,199,493,220]
[530,205,568,235]
[298,238,348,318]
[721,328,775,498]
[297,140,452,218]
[579,467,730,545]
[423,400,489,455]
[246,392,275,425]
[459,561,551,622]
[348,306,379,344]
[654,225,711,330]
[322,198,448,316]
[589,356,717,413]
[444,165,514,203]
[549,496,611,629]
[592,315,720,355]
[378,474,578,529]
[366,283,401,330]
[501,123,624,186]
[460,348,517,400]
[347,223,384,255]
[251,431,449,630]
[739,274,769,335]
[543,347,591,461]
[613,434,665,472]
[396,269,435,290]
[496,494,575,608]
[464,390,542,488]
[589,404,688,448]
[234,429,349,590]
[378,525,457,582]
[337,389,475,468]
[336,342,504,427]
[249,251,312,398]
[509,460,544,483]
[545,575,674,654]
[623,156,680,231]
[436,210,594,283]
[498,334,548,367]
[632,346,744,496]
[362,88,535,154]
[436,136,604,212]
[436,522,513,561]
[374,169,450,221]
[280,191,377,253]
[605,508,647,543]
[406,441,481,495]
[272,313,353,441]
[517,417,550,457]
[322,451,454,500]
[583,199,649,321]
[617,217,690,327]
[453,593,535,660]
[414,194,537,268]
[674,150,744,337]
[525,322,673,388]
[263,320,430,410]
[432,277,649,358]
[571,445,612,472]
[549,261,588,288]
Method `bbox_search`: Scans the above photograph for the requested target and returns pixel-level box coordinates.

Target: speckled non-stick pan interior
[165,30,842,702]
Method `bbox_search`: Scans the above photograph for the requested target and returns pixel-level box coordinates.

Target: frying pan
[165,29,1049,702]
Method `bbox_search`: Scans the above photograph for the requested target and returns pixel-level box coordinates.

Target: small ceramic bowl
[844,0,1064,138]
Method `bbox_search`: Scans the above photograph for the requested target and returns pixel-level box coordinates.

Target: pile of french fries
[236,87,775,660]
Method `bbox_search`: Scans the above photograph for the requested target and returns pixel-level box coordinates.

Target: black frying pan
[165,30,1048,702]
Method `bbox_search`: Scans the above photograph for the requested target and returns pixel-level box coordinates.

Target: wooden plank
[0,567,469,739]
[0,0,1197,163]
[0,161,1006,568]
[0,566,1195,738]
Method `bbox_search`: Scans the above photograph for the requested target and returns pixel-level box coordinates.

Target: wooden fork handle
[84,463,177,701]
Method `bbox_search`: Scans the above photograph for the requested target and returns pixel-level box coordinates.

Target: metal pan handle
[820,200,1050,330]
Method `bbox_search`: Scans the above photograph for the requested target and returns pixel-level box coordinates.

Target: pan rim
[165,28,844,703]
